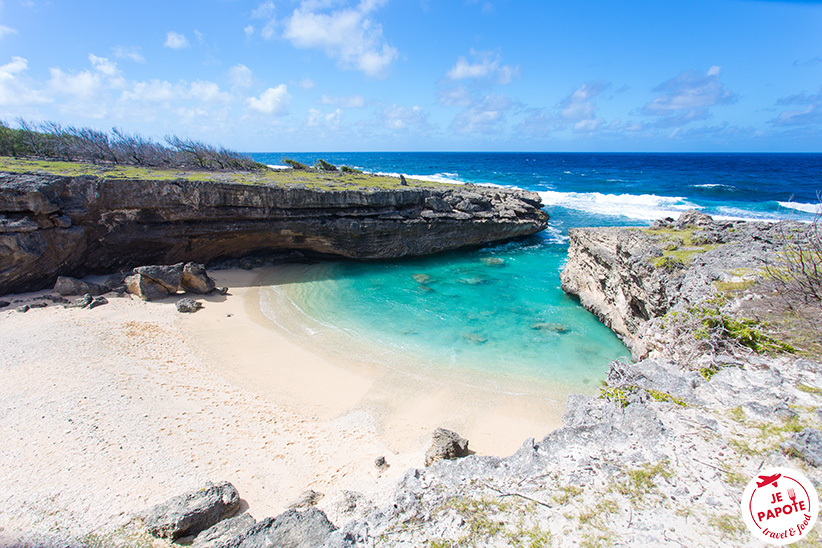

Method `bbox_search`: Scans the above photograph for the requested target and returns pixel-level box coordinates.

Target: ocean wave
[692,183,737,191]
[371,170,466,185]
[537,190,697,221]
[778,201,821,215]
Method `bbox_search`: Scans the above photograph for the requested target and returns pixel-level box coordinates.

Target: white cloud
[247,84,291,115]
[446,50,518,84]
[642,66,737,127]
[322,93,365,108]
[244,24,255,37]
[112,46,146,64]
[48,68,103,98]
[771,87,822,127]
[381,104,427,130]
[0,25,17,38]
[450,93,513,134]
[164,31,189,49]
[298,77,315,89]
[282,0,398,77]
[189,80,230,103]
[437,85,472,107]
[122,79,181,103]
[228,64,254,88]
[307,107,342,129]
[0,56,50,106]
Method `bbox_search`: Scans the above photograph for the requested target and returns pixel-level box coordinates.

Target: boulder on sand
[139,481,240,540]
[181,262,217,294]
[424,427,471,466]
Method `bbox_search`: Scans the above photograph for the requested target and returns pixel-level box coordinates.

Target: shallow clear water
[251,152,822,391]
[265,235,629,393]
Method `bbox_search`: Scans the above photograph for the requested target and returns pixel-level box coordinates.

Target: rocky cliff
[559,210,794,358]
[0,173,548,295]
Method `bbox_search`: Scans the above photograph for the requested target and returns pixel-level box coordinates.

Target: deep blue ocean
[250,153,822,394]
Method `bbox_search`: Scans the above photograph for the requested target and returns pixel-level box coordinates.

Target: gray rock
[424,427,470,466]
[139,480,240,540]
[674,209,714,228]
[67,294,94,309]
[176,297,203,313]
[374,456,389,470]
[286,489,323,510]
[0,300,8,308]
[105,272,130,291]
[220,507,336,548]
[781,428,822,467]
[182,262,217,294]
[193,513,256,548]
[125,273,169,301]
[88,296,108,309]
[54,276,108,296]
[134,263,184,293]
[424,196,452,212]
[16,305,29,313]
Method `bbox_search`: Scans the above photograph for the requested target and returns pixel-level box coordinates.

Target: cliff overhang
[0,171,549,295]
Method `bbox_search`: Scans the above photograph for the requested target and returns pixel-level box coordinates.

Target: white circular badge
[741,467,819,545]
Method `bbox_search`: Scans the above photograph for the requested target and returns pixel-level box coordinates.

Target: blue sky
[0,0,820,152]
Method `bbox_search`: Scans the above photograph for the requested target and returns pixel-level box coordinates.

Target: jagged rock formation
[559,211,796,358]
[0,173,548,295]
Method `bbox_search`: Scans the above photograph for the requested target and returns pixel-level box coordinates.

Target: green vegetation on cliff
[0,156,451,192]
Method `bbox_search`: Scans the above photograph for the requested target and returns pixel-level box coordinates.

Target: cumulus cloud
[308,107,342,130]
[438,85,472,107]
[446,50,519,84]
[450,93,513,134]
[164,31,189,49]
[321,94,365,108]
[380,104,428,130]
[771,87,822,126]
[112,46,145,64]
[641,66,737,127]
[282,0,398,77]
[228,64,254,88]
[247,84,291,115]
[0,56,50,106]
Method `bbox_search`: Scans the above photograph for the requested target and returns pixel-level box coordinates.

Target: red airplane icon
[757,474,781,488]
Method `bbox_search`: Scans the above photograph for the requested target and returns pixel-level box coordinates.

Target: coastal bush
[281,157,310,170]
[767,206,822,305]
[314,158,338,172]
[0,118,263,171]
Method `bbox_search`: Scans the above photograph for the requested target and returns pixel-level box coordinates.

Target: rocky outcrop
[0,173,548,295]
[423,427,471,466]
[559,211,796,357]
[138,481,240,539]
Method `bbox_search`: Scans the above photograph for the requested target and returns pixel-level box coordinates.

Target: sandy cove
[0,267,565,546]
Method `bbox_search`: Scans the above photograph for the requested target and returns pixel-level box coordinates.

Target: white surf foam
[537,190,697,221]
[778,201,821,215]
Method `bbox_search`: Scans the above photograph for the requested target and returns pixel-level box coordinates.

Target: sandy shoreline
[0,267,567,545]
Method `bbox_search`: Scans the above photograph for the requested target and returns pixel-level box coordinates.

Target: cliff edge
[0,172,548,295]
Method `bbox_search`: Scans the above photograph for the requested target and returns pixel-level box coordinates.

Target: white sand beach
[0,268,566,545]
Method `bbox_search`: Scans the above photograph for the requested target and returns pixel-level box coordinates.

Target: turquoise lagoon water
[252,152,822,394]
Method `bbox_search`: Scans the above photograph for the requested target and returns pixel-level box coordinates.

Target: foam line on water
[778,201,821,215]
[537,190,696,221]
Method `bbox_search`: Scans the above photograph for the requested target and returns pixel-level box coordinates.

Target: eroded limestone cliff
[0,173,548,295]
